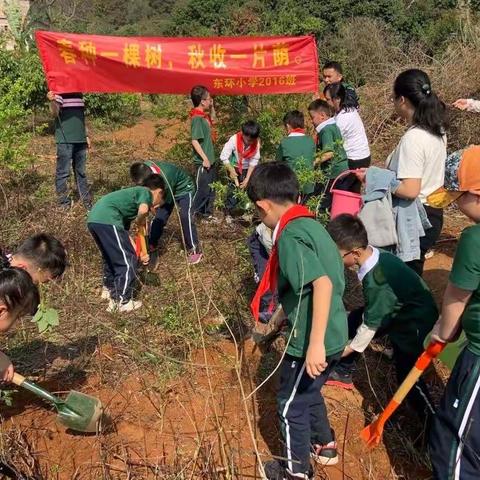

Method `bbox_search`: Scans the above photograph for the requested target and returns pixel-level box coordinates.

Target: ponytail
[324,83,358,112]
[393,69,448,138]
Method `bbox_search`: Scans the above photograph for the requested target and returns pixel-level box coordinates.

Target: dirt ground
[0,117,470,480]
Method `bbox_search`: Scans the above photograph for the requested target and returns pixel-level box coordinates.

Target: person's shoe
[311,441,339,466]
[100,287,111,301]
[263,460,312,480]
[107,299,142,313]
[187,252,203,265]
[325,370,354,390]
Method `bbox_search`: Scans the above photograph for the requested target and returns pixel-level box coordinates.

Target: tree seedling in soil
[31,286,59,334]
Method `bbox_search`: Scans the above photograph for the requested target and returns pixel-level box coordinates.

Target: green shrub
[85,93,142,125]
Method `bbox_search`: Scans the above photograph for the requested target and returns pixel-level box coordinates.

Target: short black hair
[190,85,210,107]
[308,99,333,116]
[283,110,304,129]
[16,234,67,279]
[0,268,40,317]
[130,162,153,185]
[241,120,260,139]
[327,214,368,250]
[247,162,299,204]
[142,174,165,191]
[323,61,343,75]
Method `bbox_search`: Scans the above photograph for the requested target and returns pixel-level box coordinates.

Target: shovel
[12,372,103,433]
[360,341,445,448]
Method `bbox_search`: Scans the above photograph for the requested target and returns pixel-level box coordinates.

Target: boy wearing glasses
[326,214,437,420]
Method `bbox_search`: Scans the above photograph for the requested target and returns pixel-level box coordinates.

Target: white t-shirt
[335,109,370,161]
[220,133,260,170]
[386,126,447,204]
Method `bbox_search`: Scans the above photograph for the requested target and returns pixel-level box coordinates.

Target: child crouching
[87,175,165,313]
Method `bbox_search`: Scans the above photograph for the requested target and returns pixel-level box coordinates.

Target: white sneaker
[100,287,111,301]
[107,299,142,313]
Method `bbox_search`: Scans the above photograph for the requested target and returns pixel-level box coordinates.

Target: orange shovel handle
[360,341,445,447]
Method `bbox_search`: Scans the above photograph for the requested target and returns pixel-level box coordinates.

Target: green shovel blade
[56,391,103,433]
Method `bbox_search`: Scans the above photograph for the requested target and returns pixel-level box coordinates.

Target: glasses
[342,249,356,258]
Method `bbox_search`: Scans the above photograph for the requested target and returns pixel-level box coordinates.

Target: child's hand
[240,178,249,189]
[0,351,14,383]
[47,91,56,102]
[452,99,469,111]
[305,342,327,379]
[202,159,211,170]
[140,253,150,265]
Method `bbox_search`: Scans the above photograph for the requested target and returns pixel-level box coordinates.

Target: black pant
[277,352,340,475]
[406,205,443,276]
[346,156,371,193]
[88,223,138,303]
[226,170,246,213]
[334,309,434,418]
[429,349,480,480]
[149,193,200,253]
[192,166,217,216]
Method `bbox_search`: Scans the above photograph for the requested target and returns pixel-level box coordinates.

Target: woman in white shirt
[386,69,448,275]
[324,82,371,193]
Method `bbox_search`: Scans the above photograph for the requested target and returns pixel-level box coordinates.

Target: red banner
[35,31,319,95]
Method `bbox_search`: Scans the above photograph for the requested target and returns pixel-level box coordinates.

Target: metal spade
[12,372,103,433]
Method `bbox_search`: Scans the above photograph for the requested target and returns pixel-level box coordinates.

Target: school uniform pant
[406,206,443,276]
[56,142,91,208]
[149,193,199,253]
[192,166,217,216]
[429,349,480,480]
[226,170,247,213]
[334,309,435,418]
[88,223,138,303]
[278,352,340,475]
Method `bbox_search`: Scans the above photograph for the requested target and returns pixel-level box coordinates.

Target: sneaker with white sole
[100,287,111,301]
[311,441,339,466]
[263,460,313,480]
[187,252,203,265]
[107,299,142,313]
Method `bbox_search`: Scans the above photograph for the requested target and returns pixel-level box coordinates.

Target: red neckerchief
[235,132,259,172]
[189,108,217,142]
[290,128,305,134]
[250,205,315,322]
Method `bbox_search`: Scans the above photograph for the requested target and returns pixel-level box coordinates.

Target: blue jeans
[56,143,91,208]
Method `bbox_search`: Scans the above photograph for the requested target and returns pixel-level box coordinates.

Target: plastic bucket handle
[330,169,358,193]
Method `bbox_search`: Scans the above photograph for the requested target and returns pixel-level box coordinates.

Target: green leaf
[44,308,59,326]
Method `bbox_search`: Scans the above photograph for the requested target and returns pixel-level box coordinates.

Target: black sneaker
[325,369,354,390]
[311,441,339,466]
[263,460,313,479]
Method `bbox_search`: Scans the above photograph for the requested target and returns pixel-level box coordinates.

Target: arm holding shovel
[134,204,150,265]
[220,135,240,186]
[0,350,14,383]
[431,281,472,344]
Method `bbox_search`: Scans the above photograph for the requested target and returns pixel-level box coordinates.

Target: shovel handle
[11,372,25,386]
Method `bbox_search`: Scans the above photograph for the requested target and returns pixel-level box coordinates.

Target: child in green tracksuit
[247,162,347,479]
[308,100,349,212]
[189,85,217,220]
[87,175,165,313]
[427,147,480,480]
[130,160,202,266]
[276,110,316,202]
[326,214,437,420]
